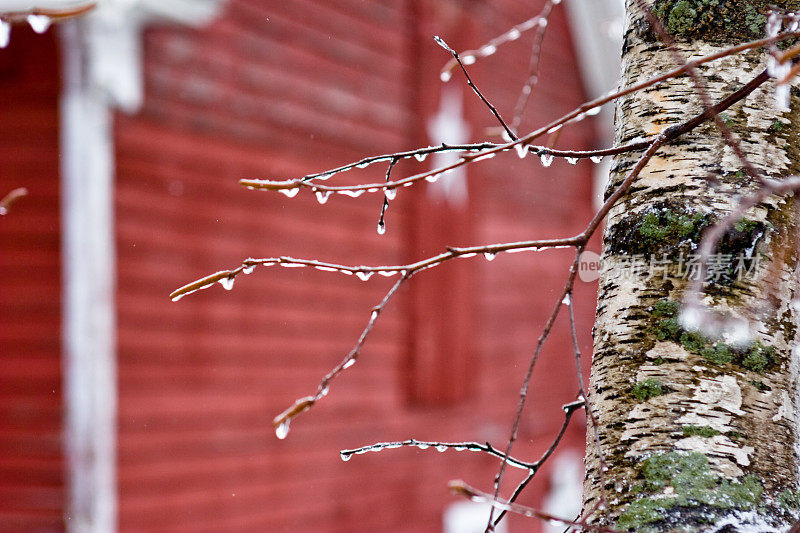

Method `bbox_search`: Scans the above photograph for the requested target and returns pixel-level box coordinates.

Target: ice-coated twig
[272,273,410,439]
[340,399,584,468]
[340,439,536,469]
[449,480,620,532]
[567,290,608,515]
[239,143,637,196]
[438,9,554,85]
[489,397,584,527]
[0,2,95,21]
[511,0,557,131]
[168,237,582,302]
[377,158,397,235]
[240,30,797,201]
[434,35,517,141]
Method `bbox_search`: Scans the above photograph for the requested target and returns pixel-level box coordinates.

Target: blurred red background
[0,1,600,531]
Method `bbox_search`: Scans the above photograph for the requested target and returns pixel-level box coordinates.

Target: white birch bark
[584,1,800,530]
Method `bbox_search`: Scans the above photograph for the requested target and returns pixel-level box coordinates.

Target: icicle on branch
[0,2,96,46]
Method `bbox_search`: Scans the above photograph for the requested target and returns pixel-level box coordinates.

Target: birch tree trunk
[585,1,800,530]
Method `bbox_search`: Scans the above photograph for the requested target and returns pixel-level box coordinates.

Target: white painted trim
[563,0,624,208]
[58,3,222,531]
[60,21,117,533]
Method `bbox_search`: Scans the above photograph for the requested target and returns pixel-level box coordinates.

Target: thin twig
[272,273,411,436]
[0,187,27,216]
[439,11,551,82]
[168,237,580,302]
[242,32,790,198]
[490,397,585,527]
[434,36,518,141]
[450,480,620,532]
[511,0,556,132]
[377,158,397,235]
[0,3,96,21]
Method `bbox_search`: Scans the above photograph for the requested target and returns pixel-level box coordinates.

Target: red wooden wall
[0,1,599,532]
[114,1,597,531]
[0,29,64,532]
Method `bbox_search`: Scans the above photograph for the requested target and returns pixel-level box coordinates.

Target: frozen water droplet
[508,28,521,40]
[767,12,781,37]
[338,189,365,197]
[27,15,51,34]
[319,385,330,397]
[590,155,604,164]
[275,420,290,439]
[243,264,255,274]
[377,270,396,277]
[367,187,380,193]
[356,162,370,169]
[586,106,602,116]
[370,310,379,321]
[377,221,386,235]
[278,188,300,198]
[343,359,356,369]
[414,152,427,162]
[440,70,452,83]
[340,452,352,461]
[480,44,497,56]
[515,144,529,158]
[562,293,571,305]
[566,157,578,165]
[219,276,235,290]
[315,265,338,272]
[484,252,496,261]
[384,188,397,200]
[315,190,331,204]
[540,153,554,167]
[460,253,477,258]
[0,20,10,48]
[436,445,447,452]
[462,55,476,65]
[417,443,429,450]
[433,35,452,52]
[538,17,549,26]
[356,271,373,281]
[425,174,440,183]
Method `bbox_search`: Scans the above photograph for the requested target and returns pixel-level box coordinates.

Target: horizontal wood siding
[0,29,64,533]
[115,1,596,531]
